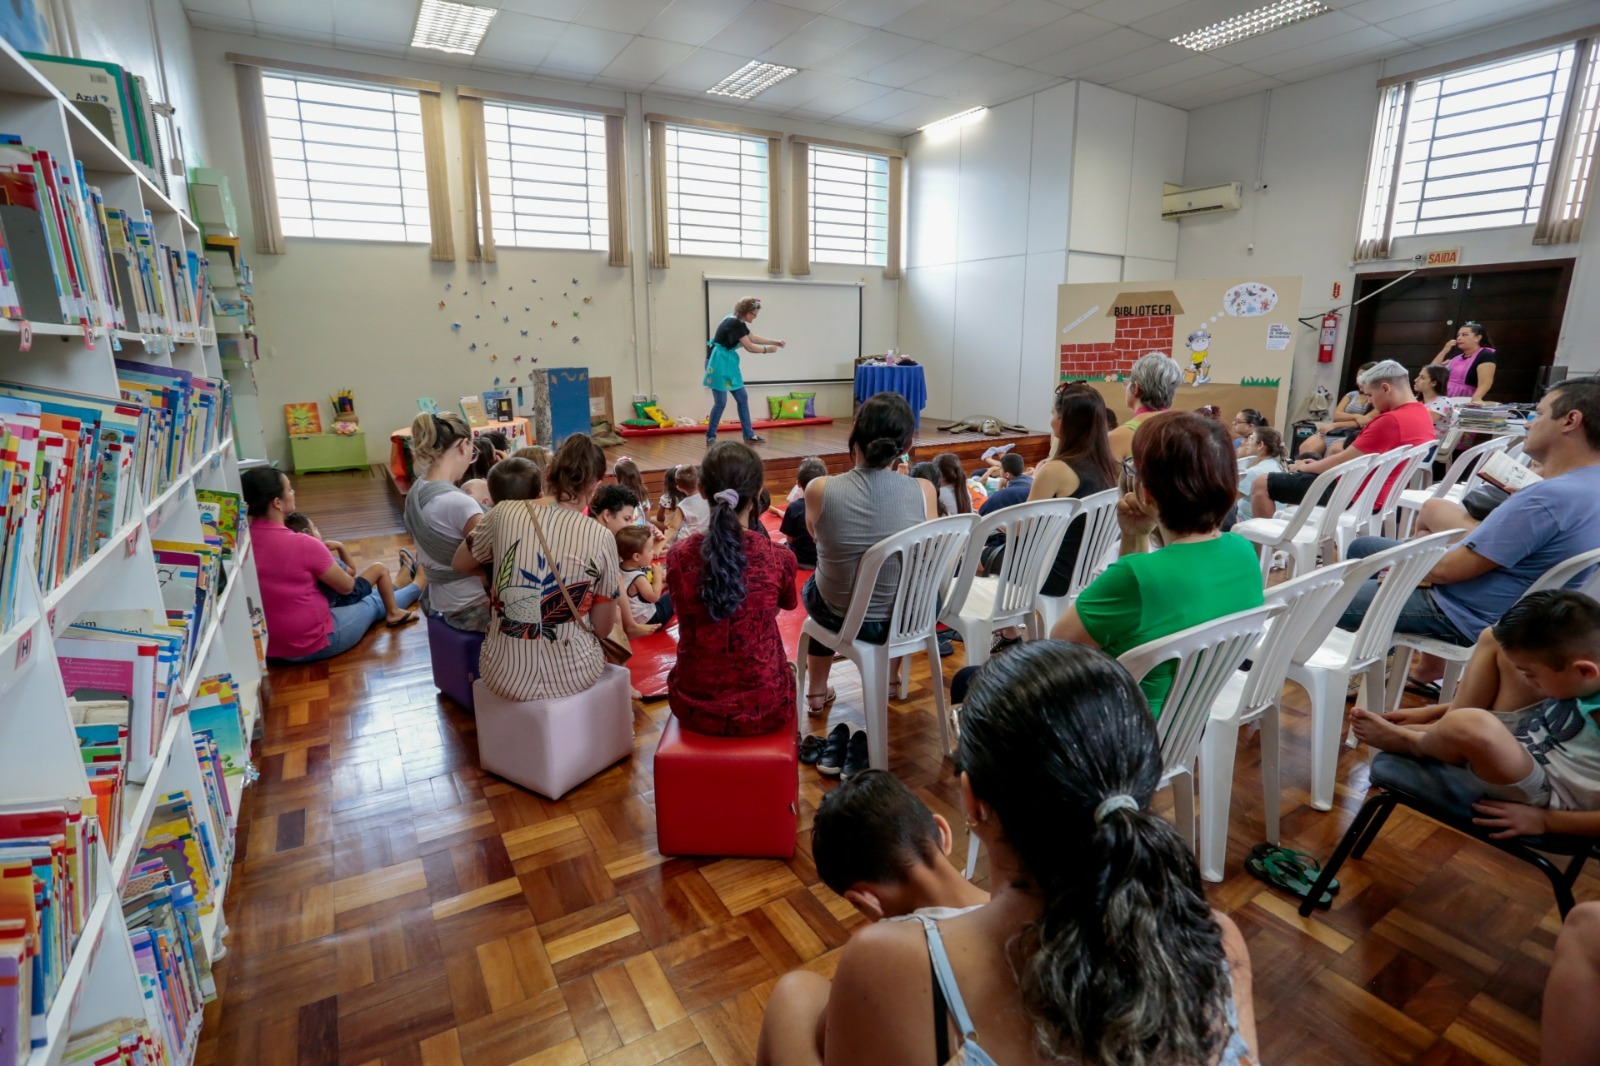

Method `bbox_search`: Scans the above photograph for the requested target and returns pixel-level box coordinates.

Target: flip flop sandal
[805,688,837,716]
[1403,676,1442,698]
[798,735,827,765]
[397,548,418,583]
[1250,842,1339,893]
[385,610,421,629]
[1245,845,1335,908]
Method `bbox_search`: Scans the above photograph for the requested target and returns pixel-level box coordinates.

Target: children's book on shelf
[1,916,32,1066]
[193,490,240,560]
[187,675,245,779]
[57,629,163,777]
[459,395,489,428]
[71,698,130,855]
[121,857,213,1059]
[62,1016,165,1066]
[137,793,215,917]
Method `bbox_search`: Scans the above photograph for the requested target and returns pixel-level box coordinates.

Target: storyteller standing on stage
[706,296,786,446]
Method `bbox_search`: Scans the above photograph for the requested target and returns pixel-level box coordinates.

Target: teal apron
[704,340,744,391]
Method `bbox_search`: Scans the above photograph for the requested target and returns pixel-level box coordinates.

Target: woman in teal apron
[706,296,786,445]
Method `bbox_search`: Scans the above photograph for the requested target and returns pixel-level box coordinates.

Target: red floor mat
[627,515,812,700]
[618,416,833,437]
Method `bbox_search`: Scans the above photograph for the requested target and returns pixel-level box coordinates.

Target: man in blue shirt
[979,453,1032,516]
[1338,378,1600,683]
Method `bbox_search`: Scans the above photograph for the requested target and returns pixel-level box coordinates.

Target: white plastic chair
[1120,606,1277,854]
[1387,545,1600,710]
[1336,443,1434,553]
[1394,435,1510,538]
[1284,530,1457,810]
[1030,488,1122,640]
[940,498,1081,676]
[796,514,974,771]
[1197,563,1355,881]
[1234,453,1377,578]
[962,604,1275,881]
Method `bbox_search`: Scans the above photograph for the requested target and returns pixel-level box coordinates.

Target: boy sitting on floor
[811,769,989,920]
[1352,588,1600,839]
[284,512,419,627]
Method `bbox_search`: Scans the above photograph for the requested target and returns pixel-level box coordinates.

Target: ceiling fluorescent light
[919,107,987,132]
[706,61,798,100]
[411,0,496,55]
[1171,0,1329,52]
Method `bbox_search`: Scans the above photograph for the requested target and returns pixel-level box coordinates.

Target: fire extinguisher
[1318,312,1340,363]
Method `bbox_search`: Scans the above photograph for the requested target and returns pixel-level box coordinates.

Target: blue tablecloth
[854,364,927,428]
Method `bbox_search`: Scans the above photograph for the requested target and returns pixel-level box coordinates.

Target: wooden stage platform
[604,419,1053,497]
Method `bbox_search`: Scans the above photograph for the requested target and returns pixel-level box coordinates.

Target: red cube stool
[653,715,797,859]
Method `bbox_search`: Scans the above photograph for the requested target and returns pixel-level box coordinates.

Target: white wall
[1176,4,1600,414]
[901,80,1185,425]
[184,31,902,465]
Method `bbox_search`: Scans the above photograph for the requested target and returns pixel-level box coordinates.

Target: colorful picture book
[193,490,240,559]
[459,395,488,428]
[282,402,320,437]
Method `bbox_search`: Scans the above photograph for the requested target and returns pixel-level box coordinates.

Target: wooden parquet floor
[198,474,1600,1066]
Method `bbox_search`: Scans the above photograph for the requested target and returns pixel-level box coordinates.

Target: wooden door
[1339,259,1574,402]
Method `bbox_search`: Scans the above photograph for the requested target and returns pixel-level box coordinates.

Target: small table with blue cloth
[854,363,927,428]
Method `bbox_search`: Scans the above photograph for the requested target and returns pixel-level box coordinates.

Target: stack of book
[120,855,214,1060]
[20,55,170,188]
[1456,403,1512,431]
[152,539,221,675]
[60,614,183,781]
[71,698,132,856]
[62,1017,166,1066]
[0,803,103,1064]
[116,359,230,493]
[189,674,247,787]
[193,490,240,562]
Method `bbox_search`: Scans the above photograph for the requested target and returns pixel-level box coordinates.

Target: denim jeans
[707,387,755,441]
[282,581,423,663]
[803,575,889,657]
[1335,536,1472,645]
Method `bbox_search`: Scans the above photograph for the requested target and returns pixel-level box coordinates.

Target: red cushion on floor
[617,416,834,437]
[653,714,797,858]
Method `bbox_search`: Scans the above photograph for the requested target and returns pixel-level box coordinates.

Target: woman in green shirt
[1052,410,1265,717]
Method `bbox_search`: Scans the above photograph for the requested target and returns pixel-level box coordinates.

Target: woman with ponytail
[402,412,491,632]
[664,441,799,735]
[758,640,1257,1066]
[801,392,936,715]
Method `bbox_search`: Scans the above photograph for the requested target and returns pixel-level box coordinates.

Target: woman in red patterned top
[667,441,799,736]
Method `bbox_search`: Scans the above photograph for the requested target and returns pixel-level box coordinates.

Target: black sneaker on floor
[840,731,870,781]
[990,633,1023,656]
[938,637,954,657]
[798,734,827,765]
[816,723,851,776]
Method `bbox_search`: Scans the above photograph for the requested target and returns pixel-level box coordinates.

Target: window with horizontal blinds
[483,102,608,251]
[261,73,429,243]
[664,125,768,259]
[808,147,888,266]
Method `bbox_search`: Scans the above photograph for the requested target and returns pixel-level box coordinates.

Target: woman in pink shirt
[243,467,422,662]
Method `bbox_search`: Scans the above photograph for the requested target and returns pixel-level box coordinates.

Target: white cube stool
[472,665,634,800]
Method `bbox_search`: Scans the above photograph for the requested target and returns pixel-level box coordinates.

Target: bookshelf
[0,37,261,1066]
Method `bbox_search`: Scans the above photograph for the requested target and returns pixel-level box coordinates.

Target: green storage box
[290,431,366,474]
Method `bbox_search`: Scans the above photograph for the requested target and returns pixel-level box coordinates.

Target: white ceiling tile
[538,22,634,75]
[771,0,843,11]
[496,0,588,19]
[1025,26,1156,75]
[335,35,411,57]
[835,86,939,122]
[802,77,895,115]
[1379,0,1569,44]
[985,11,1118,66]
[641,0,752,46]
[882,0,1005,39]
[703,1,819,55]
[904,53,1013,96]
[186,11,256,31]
[827,0,927,30]
[1240,23,1402,76]
[945,0,1079,52]
[1082,0,1188,26]
[1071,39,1187,83]
[961,65,1063,102]
[811,29,923,75]
[588,75,654,90]
[473,11,567,69]
[332,0,414,44]
[736,67,851,106]
[255,0,332,33]
[184,0,249,17]
[893,96,976,128]
[1341,0,1449,25]
[1130,0,1268,41]
[861,40,969,87]
[1107,52,1227,95]
[574,0,676,35]
[1148,63,1274,102]
[1199,9,1362,63]
[1175,75,1286,109]
[599,35,697,81]
[251,22,336,44]
[651,45,752,89]
[757,15,872,65]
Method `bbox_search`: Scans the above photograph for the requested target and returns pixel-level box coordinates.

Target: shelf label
[14,628,30,669]
[18,320,31,352]
[46,607,56,631]
[125,526,140,557]
[110,332,122,352]
[82,321,95,345]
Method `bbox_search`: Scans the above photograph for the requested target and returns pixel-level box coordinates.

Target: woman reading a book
[403,413,493,632]
[243,467,422,663]
[705,296,786,447]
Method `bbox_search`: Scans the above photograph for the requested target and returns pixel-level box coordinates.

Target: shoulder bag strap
[522,500,597,637]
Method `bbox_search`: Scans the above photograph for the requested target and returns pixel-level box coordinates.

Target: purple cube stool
[426,611,484,711]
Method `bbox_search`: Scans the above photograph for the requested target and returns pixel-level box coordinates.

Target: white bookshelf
[0,36,262,1066]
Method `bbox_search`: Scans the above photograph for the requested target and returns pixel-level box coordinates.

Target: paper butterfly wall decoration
[571,278,578,284]
[451,322,460,330]
[503,316,509,323]
[469,343,478,351]
[583,296,592,303]
[520,330,528,336]
[438,300,445,309]
[572,336,580,343]
[445,283,452,290]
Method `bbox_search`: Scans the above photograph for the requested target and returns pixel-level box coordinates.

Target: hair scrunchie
[713,488,741,508]
[1093,794,1139,826]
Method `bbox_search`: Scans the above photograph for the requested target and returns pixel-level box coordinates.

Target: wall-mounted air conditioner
[1161,181,1243,220]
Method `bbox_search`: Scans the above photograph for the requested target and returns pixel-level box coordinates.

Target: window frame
[480,99,610,253]
[806,145,890,268]
[661,122,772,261]
[259,70,432,244]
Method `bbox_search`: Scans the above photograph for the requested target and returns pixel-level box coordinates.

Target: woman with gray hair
[1249,359,1436,520]
[1108,352,1185,463]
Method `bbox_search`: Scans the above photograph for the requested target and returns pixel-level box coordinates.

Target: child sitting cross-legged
[616,524,672,638]
[1352,588,1600,838]
[776,456,826,568]
[811,769,989,921]
[284,512,419,628]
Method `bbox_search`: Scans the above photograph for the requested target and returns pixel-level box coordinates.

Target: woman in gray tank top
[402,412,491,631]
[802,393,935,714]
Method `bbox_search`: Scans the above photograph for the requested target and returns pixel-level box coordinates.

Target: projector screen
[703,275,862,386]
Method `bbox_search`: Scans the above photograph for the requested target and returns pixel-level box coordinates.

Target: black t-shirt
[780,497,816,568]
[713,315,750,350]
[1462,347,1497,388]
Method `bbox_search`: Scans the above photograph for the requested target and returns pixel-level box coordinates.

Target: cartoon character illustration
[1185,328,1212,386]
[491,540,592,640]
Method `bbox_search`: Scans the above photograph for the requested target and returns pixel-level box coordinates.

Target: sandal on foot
[397,548,418,583]
[1403,676,1442,698]
[805,688,837,716]
[1245,843,1336,907]
[385,611,420,629]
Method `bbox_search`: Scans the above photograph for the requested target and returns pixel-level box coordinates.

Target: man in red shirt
[1251,359,1435,518]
